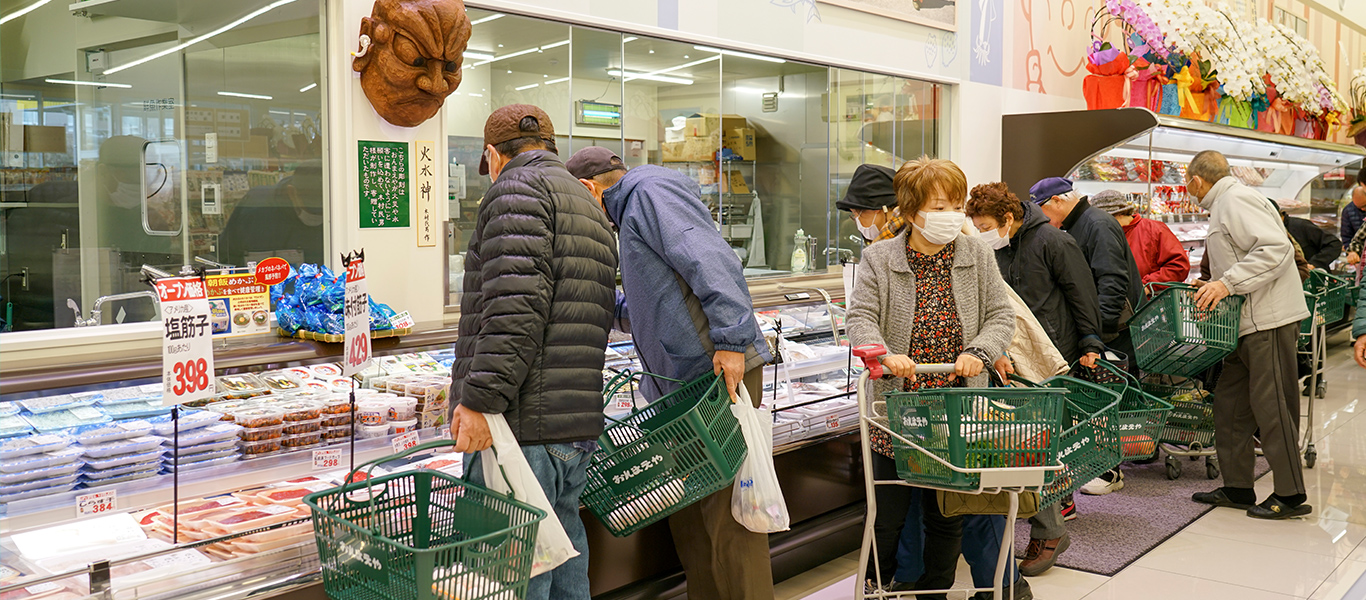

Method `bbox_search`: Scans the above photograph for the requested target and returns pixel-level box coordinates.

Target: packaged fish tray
[67,420,154,446]
[0,472,80,495]
[0,480,79,503]
[161,423,243,448]
[164,437,239,458]
[22,407,111,433]
[80,466,162,489]
[0,447,84,474]
[164,455,238,473]
[18,393,101,415]
[0,434,73,460]
[163,446,238,466]
[0,415,33,439]
[0,460,82,485]
[101,400,173,420]
[81,447,165,470]
[97,385,161,406]
[148,410,224,436]
[79,435,165,459]
[82,458,165,481]
[0,403,19,418]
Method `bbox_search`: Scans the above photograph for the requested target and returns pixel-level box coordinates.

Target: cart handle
[1071,357,1139,389]
[852,344,1004,385]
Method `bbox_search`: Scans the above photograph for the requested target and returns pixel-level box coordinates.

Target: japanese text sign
[359,140,410,228]
[205,272,269,338]
[155,276,215,405]
[342,250,372,376]
[415,140,437,247]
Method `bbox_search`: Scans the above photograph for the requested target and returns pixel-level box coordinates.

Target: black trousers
[868,453,963,588]
[868,452,913,584]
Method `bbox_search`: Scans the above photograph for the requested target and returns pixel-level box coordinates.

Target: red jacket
[1122,215,1190,287]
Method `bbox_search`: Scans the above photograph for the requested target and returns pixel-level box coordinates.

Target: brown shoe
[1019,533,1069,577]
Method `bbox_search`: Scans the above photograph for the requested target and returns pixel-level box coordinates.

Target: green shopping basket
[1013,374,1123,507]
[304,441,546,600]
[1300,271,1350,346]
[582,371,747,537]
[1141,378,1214,447]
[884,385,1065,493]
[1129,283,1243,378]
[1075,360,1173,462]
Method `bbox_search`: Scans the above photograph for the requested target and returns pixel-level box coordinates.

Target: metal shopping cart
[854,344,1066,600]
[1296,270,1349,468]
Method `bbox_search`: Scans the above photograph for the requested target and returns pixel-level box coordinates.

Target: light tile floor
[778,329,1366,600]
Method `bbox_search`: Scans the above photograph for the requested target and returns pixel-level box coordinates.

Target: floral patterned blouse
[871,240,964,458]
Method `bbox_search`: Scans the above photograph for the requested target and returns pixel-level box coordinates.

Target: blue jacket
[1354,283,1365,340]
[603,165,771,398]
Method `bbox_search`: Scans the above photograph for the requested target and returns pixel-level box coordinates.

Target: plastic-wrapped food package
[199,505,299,534]
[276,299,306,335]
[148,410,225,435]
[81,447,164,471]
[0,460,82,485]
[370,299,398,330]
[81,466,162,488]
[164,437,238,458]
[259,372,304,393]
[163,447,238,467]
[0,471,81,495]
[100,401,171,420]
[0,480,81,504]
[19,393,100,415]
[165,455,239,473]
[216,374,269,400]
[0,435,72,460]
[81,459,164,481]
[0,404,19,418]
[66,420,153,445]
[0,447,84,474]
[97,386,160,406]
[79,435,165,459]
[239,438,283,457]
[162,423,243,448]
[22,407,110,433]
[311,364,343,379]
[0,415,33,438]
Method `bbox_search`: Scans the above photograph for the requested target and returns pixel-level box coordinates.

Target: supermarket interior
[1,0,1366,599]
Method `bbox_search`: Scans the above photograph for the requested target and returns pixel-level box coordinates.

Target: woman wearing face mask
[837,164,905,242]
[847,157,1021,599]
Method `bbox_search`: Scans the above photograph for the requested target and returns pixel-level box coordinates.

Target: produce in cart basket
[432,564,518,600]
[605,478,686,532]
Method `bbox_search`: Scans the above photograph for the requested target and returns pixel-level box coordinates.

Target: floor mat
[1013,453,1272,576]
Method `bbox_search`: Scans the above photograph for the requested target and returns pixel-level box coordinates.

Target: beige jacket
[1003,286,1069,382]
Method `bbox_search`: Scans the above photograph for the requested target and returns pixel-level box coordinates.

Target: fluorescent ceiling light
[623,36,638,43]
[46,78,132,89]
[463,50,495,61]
[0,0,51,25]
[298,82,317,92]
[106,0,297,75]
[693,45,786,63]
[466,40,568,68]
[545,77,569,85]
[732,86,767,94]
[268,109,292,115]
[515,83,539,91]
[0,93,35,99]
[218,91,272,100]
[606,70,692,85]
[468,93,483,97]
[539,40,569,50]
[614,55,718,84]
[470,13,503,25]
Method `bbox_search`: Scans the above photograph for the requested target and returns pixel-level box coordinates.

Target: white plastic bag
[478,413,579,577]
[730,385,790,533]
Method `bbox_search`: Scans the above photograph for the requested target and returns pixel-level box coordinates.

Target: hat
[835,164,897,211]
[1029,177,1074,205]
[479,104,556,175]
[566,146,627,181]
[1090,189,1132,215]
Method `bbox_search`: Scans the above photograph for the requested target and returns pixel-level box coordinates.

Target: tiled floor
[777,328,1366,600]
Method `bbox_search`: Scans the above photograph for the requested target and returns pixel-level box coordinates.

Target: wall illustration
[820,0,956,32]
[1014,0,1100,96]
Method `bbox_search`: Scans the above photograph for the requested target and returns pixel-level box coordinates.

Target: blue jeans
[895,489,1020,587]
[465,443,594,600]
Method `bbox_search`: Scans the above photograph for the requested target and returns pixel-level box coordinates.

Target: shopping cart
[304,440,546,600]
[1295,270,1348,468]
[1073,360,1174,463]
[1141,377,1220,480]
[1007,372,1125,507]
[581,370,747,537]
[1129,283,1244,378]
[854,344,1065,600]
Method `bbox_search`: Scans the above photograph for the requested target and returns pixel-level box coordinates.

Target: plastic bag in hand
[730,386,790,533]
[479,414,579,577]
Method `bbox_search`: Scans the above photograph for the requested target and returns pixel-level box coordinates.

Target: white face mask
[977,216,1011,250]
[854,207,891,241]
[107,181,143,209]
[914,210,965,246]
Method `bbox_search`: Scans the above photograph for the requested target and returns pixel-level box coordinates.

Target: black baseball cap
[835,164,897,211]
[566,146,627,181]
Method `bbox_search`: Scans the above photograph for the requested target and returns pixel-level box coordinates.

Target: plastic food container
[281,418,322,435]
[148,496,245,525]
[167,454,239,473]
[356,400,389,426]
[79,435,163,459]
[81,458,163,481]
[0,480,80,503]
[0,460,82,485]
[356,424,390,440]
[1,471,82,495]
[230,407,285,429]
[320,395,352,415]
[239,438,283,456]
[322,413,352,427]
[96,386,160,406]
[99,400,171,419]
[280,431,322,449]
[81,447,163,470]
[22,407,111,432]
[389,419,418,435]
[259,372,303,392]
[0,434,72,460]
[162,423,243,448]
[238,424,284,442]
[81,466,161,489]
[245,482,333,506]
[149,410,225,435]
[0,415,33,438]
[310,364,343,379]
[0,403,20,417]
[300,380,332,393]
[19,393,100,415]
[67,420,153,445]
[216,374,270,400]
[388,397,418,421]
[321,426,352,441]
[163,446,238,466]
[275,401,323,422]
[0,447,84,474]
[236,521,312,544]
[200,505,299,534]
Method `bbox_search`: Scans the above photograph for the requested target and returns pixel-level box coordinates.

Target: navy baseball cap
[1029,177,1074,205]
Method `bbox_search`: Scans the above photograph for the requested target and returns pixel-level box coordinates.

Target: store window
[0,0,326,332]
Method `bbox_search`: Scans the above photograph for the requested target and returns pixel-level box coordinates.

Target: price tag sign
[76,490,116,517]
[825,414,840,430]
[391,431,420,454]
[342,250,372,377]
[313,449,342,470]
[389,310,416,329]
[154,276,215,405]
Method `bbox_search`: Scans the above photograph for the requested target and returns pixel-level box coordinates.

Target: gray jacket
[847,231,1016,403]
[1200,176,1310,337]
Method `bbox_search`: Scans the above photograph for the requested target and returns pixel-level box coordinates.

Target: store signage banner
[415,140,437,247]
[358,140,410,228]
[342,250,373,376]
[205,273,269,338]
[155,276,216,406]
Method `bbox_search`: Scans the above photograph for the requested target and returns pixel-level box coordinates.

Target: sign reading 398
[155,276,216,405]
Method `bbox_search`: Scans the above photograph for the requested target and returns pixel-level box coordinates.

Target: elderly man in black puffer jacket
[449,105,619,600]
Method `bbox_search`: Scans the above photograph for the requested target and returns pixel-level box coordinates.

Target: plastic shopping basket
[1141,378,1214,447]
[883,384,1065,494]
[1129,283,1244,378]
[1076,360,1173,461]
[304,440,546,600]
[582,371,747,537]
[1300,271,1350,346]
[1012,374,1123,507]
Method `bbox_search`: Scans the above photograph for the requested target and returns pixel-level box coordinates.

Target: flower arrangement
[1348,69,1366,139]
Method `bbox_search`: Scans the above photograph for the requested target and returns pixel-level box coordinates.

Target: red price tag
[614,397,633,411]
[169,358,212,396]
[347,332,371,368]
[392,431,420,454]
[254,257,291,286]
[76,490,116,517]
[825,414,840,430]
[313,449,341,470]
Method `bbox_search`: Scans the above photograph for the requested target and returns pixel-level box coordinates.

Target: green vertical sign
[358,140,410,228]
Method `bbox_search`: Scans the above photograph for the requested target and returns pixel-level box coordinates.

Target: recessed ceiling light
[498,44,504,48]
[683,55,689,59]
[543,74,548,78]
[648,49,655,54]
[506,70,512,74]
[468,93,484,97]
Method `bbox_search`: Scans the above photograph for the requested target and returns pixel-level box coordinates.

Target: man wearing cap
[1270,200,1340,272]
[449,105,620,600]
[566,146,775,600]
[837,164,905,242]
[1090,189,1190,287]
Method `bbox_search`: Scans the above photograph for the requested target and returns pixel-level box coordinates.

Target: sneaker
[1060,496,1077,521]
[1081,468,1124,495]
[1019,533,1070,577]
[972,577,1034,600]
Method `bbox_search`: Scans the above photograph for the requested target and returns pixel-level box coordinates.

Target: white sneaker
[1081,469,1124,495]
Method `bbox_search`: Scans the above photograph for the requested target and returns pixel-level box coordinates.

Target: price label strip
[342,250,372,377]
[76,490,116,517]
[313,449,342,471]
[392,431,420,454]
[154,276,216,405]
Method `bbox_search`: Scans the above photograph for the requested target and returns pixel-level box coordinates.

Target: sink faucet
[68,291,162,327]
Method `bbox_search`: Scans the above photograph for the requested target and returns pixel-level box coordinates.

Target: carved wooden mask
[353,0,472,128]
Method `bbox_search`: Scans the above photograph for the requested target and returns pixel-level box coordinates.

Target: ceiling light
[539,40,569,50]
[106,0,298,75]
[0,93,35,99]
[693,45,786,63]
[618,55,718,83]
[683,55,689,59]
[515,83,539,91]
[218,91,272,100]
[45,78,132,89]
[648,49,654,54]
[269,109,292,115]
[463,51,495,61]
[467,41,566,68]
[623,37,638,43]
[543,74,548,78]
[498,44,504,48]
[606,70,692,85]
[468,93,483,97]
[545,77,569,85]
[506,70,512,74]
[299,82,317,92]
[470,13,504,25]
[0,0,51,25]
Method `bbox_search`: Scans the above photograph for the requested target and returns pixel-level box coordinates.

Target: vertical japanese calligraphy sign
[341,250,373,376]
[154,276,216,406]
[358,141,410,228]
[415,140,437,247]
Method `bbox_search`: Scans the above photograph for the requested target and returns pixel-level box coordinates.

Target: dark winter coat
[1283,214,1341,271]
[1060,198,1145,333]
[451,150,620,445]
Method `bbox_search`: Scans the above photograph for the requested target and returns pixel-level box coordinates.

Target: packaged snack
[100,400,171,419]
[216,374,269,399]
[282,418,322,435]
[79,435,164,459]
[230,407,285,428]
[21,407,110,432]
[81,458,163,481]
[388,397,418,421]
[0,460,82,485]
[18,394,99,415]
[66,420,153,445]
[275,401,323,422]
[0,434,72,460]
[200,504,299,534]
[389,419,418,435]
[238,424,284,442]
[0,415,33,438]
[239,438,283,456]
[162,423,243,448]
[148,410,225,435]
[0,447,84,473]
[356,400,389,426]
[357,424,390,440]
[0,471,81,495]
[280,431,322,449]
[310,363,343,378]
[81,447,163,470]
[259,372,303,392]
[80,466,161,489]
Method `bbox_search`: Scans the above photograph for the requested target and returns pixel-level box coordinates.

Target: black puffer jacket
[1061,198,1145,333]
[995,201,1104,362]
[451,150,620,445]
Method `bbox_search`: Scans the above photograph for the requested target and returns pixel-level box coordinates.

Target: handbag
[938,489,1041,519]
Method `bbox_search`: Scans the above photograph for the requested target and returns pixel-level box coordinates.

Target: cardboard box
[662,134,720,163]
[685,114,747,138]
[723,170,749,194]
[23,125,67,153]
[722,127,756,161]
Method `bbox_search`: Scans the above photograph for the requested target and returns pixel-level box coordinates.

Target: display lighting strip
[45,78,132,89]
[0,0,51,25]
[606,70,692,85]
[693,45,786,63]
[218,91,272,100]
[105,0,297,75]
[465,39,570,69]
